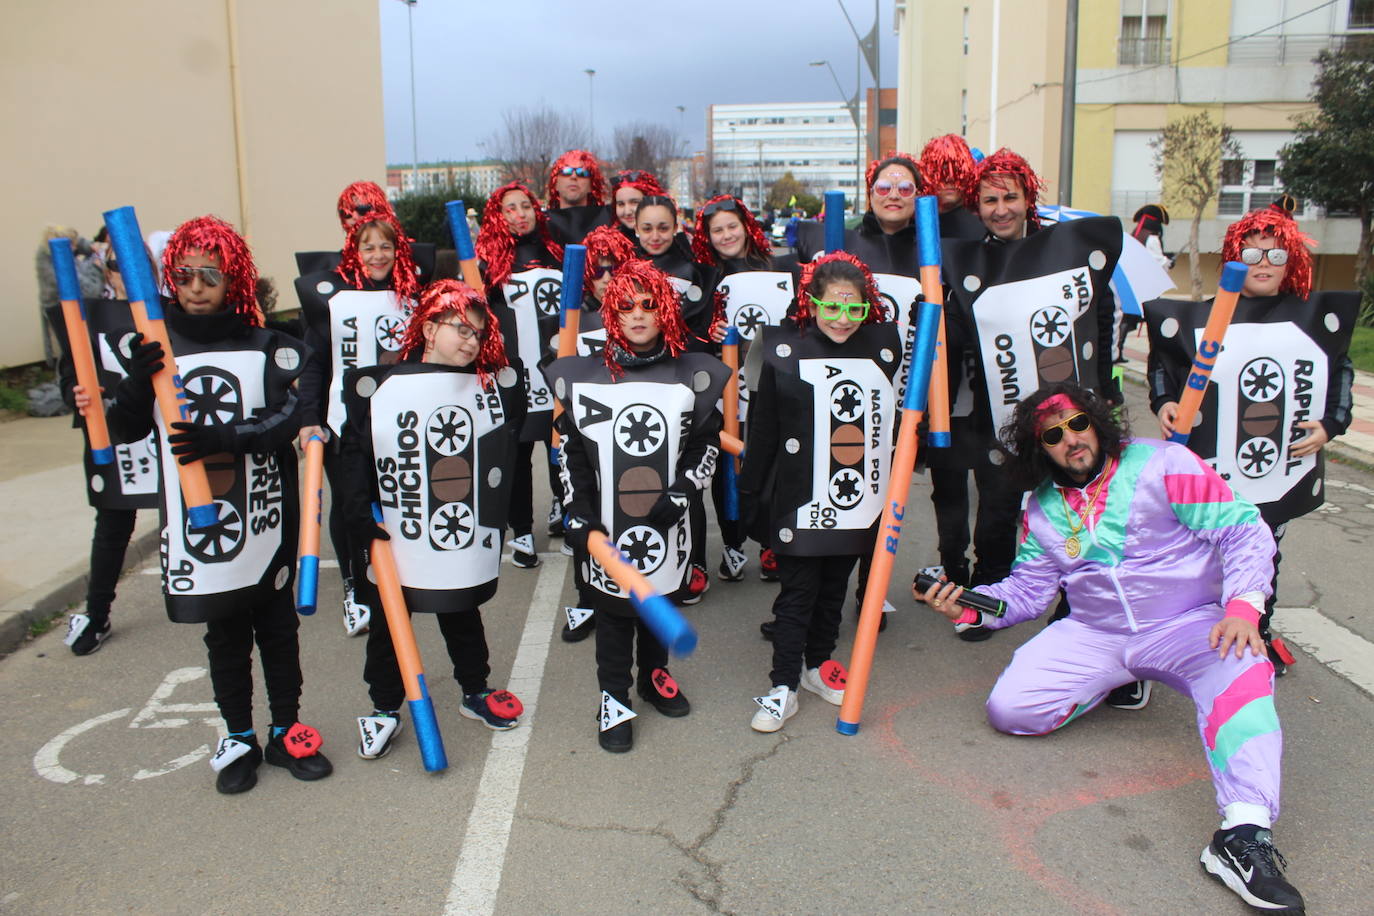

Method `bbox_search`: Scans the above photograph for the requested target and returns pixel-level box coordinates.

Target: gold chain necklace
[1060,457,1115,559]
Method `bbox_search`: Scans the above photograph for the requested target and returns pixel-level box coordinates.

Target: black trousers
[202,590,302,734]
[86,507,137,619]
[364,607,491,711]
[321,439,354,584]
[1261,520,1286,637]
[510,440,563,538]
[928,465,1021,584]
[769,553,858,690]
[708,460,743,551]
[594,609,667,700]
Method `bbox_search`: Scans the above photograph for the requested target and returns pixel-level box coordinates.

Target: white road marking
[443,553,569,916]
[1275,606,1374,697]
[34,708,130,785]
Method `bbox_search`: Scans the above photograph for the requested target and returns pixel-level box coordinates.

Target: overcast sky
[377,0,899,165]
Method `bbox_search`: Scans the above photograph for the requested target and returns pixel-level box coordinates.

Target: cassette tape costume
[105,216,331,795]
[917,383,1303,915]
[545,149,613,245]
[295,211,421,636]
[547,261,729,753]
[739,253,900,733]
[340,280,527,757]
[938,149,1122,613]
[476,181,565,569]
[694,194,800,585]
[1146,205,1356,676]
[50,254,160,656]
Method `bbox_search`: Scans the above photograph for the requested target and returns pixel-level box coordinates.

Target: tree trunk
[1188,210,1204,300]
[1356,204,1371,292]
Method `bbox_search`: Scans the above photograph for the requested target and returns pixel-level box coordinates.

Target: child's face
[171,249,228,315]
[591,258,616,302]
[422,308,486,367]
[814,279,865,345]
[617,289,662,352]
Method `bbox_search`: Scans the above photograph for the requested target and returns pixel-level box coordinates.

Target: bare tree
[610,121,686,185]
[1150,111,1242,300]
[480,105,591,192]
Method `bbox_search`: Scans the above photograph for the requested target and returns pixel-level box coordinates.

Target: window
[1354,0,1374,28]
[1218,158,1301,217]
[1119,0,1169,65]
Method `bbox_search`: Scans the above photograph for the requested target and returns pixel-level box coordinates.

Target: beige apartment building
[894,0,1370,289]
[4,0,386,368]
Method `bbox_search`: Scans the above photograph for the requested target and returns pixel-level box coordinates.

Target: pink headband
[1035,393,1079,430]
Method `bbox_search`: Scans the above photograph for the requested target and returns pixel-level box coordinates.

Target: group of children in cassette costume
[61,135,1352,913]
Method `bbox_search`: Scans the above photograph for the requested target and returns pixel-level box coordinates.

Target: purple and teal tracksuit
[980,439,1282,823]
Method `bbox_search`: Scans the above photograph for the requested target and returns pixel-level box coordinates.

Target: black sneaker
[759,548,780,582]
[461,689,522,730]
[955,619,994,642]
[637,668,690,717]
[264,724,333,781]
[597,694,634,753]
[1200,824,1305,913]
[760,620,776,641]
[211,736,262,795]
[547,501,565,538]
[1265,635,1294,678]
[66,614,111,656]
[561,607,595,642]
[508,534,540,569]
[1106,680,1152,710]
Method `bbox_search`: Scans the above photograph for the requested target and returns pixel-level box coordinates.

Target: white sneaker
[799,665,845,706]
[508,534,540,568]
[751,685,798,733]
[357,713,403,759]
[343,581,371,636]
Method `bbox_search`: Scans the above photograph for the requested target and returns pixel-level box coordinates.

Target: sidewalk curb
[0,527,160,658]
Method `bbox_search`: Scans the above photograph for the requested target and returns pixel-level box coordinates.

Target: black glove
[348,516,390,549]
[646,489,690,530]
[125,333,165,383]
[563,515,605,555]
[168,421,237,464]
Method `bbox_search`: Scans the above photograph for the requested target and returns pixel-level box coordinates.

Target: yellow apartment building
[894,0,1371,290]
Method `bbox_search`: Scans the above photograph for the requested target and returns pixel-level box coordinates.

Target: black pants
[1261,521,1286,637]
[510,440,563,538]
[769,553,858,690]
[709,460,743,551]
[202,590,302,734]
[364,607,491,711]
[929,465,1020,584]
[321,439,354,584]
[594,609,667,700]
[86,507,137,619]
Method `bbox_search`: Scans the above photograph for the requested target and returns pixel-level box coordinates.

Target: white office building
[708,101,869,211]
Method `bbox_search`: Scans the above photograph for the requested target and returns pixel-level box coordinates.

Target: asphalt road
[4,380,1373,915]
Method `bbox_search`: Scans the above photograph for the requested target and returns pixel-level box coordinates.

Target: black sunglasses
[338,203,376,219]
[701,198,740,219]
[1040,412,1091,446]
[558,166,591,178]
[611,170,648,188]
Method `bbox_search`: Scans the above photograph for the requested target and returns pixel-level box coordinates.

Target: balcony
[1118,36,1171,67]
[1227,32,1334,65]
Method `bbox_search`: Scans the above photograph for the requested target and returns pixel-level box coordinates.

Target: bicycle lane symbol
[33,667,224,786]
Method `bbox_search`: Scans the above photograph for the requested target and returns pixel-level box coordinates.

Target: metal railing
[1118,36,1171,66]
[1227,32,1334,65]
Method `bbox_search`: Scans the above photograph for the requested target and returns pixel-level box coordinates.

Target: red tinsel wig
[399,279,508,381]
[919,134,976,195]
[966,148,1043,229]
[582,224,637,288]
[474,181,563,291]
[600,259,689,377]
[335,181,394,231]
[1222,205,1316,298]
[795,251,886,328]
[609,169,667,197]
[338,214,420,301]
[865,152,923,195]
[546,150,607,209]
[691,195,771,267]
[162,215,262,327]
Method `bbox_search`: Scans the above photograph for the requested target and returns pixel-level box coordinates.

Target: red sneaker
[759,548,780,582]
[682,564,710,605]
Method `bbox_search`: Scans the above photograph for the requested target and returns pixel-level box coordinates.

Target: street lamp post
[811,60,862,213]
[585,69,596,144]
[728,125,737,198]
[399,0,419,192]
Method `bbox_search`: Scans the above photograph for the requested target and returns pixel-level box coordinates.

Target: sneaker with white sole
[799,662,846,706]
[1200,824,1304,914]
[356,712,403,760]
[681,564,709,605]
[718,546,747,581]
[461,689,523,730]
[751,685,799,733]
[342,579,371,636]
[508,534,540,568]
[66,613,111,656]
[1105,680,1152,710]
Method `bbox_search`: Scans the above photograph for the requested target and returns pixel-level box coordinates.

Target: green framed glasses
[809,295,869,322]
